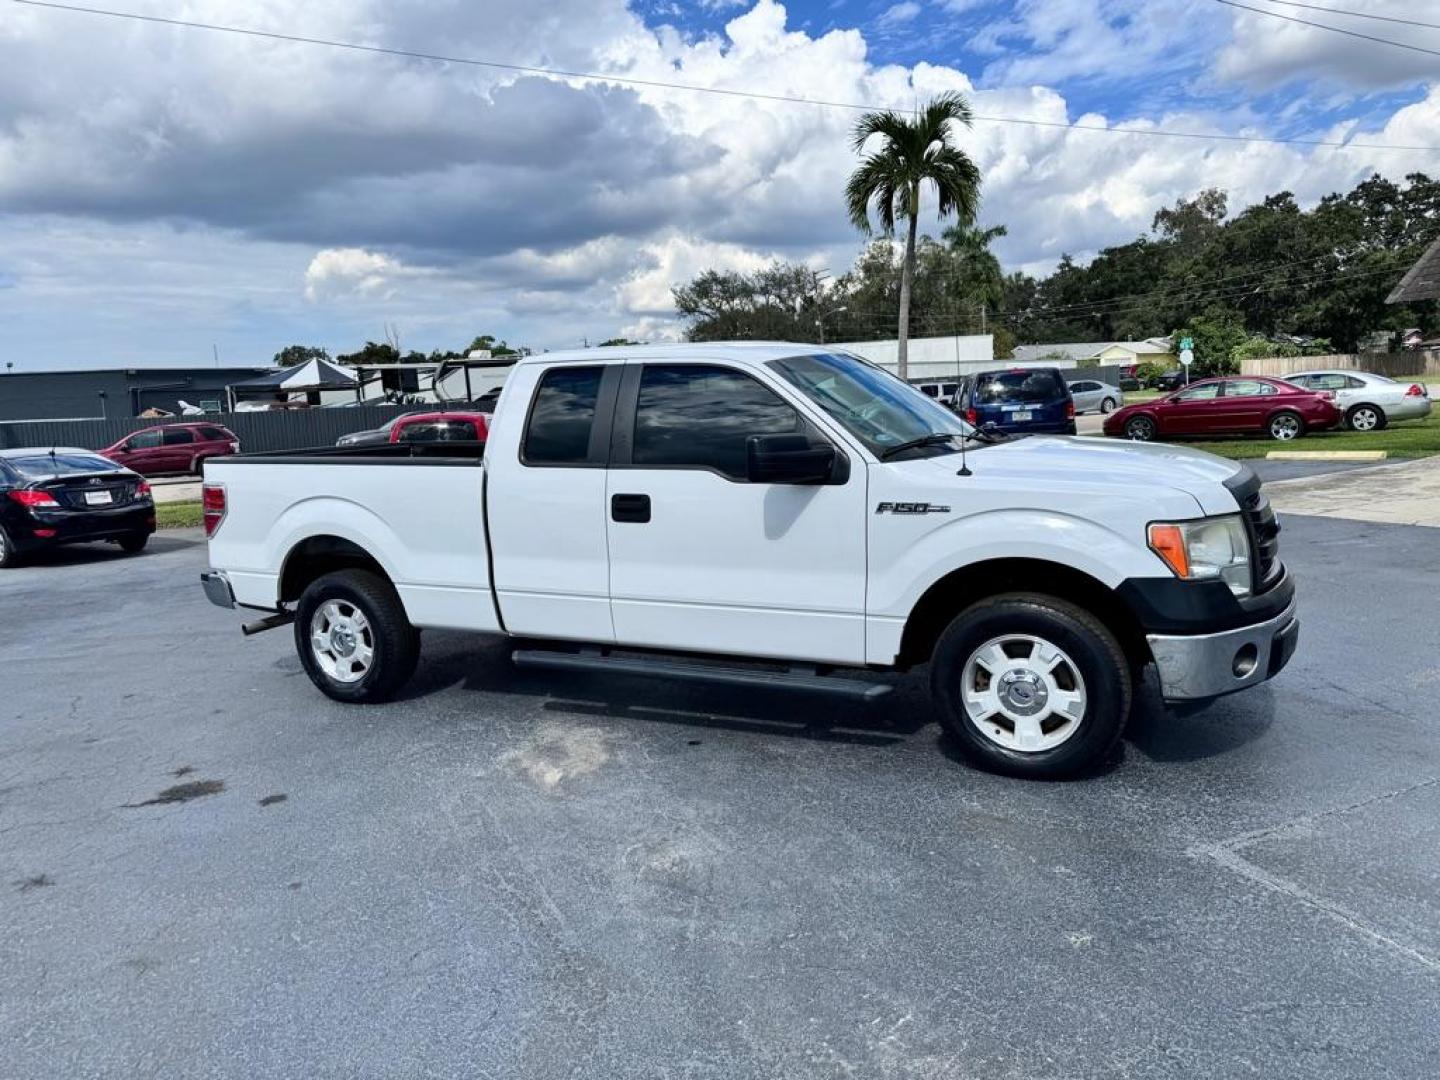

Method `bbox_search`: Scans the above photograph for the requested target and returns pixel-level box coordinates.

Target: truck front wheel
[930,594,1131,779]
[294,570,420,703]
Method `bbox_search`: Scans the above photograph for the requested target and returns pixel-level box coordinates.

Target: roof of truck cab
[515,342,836,367]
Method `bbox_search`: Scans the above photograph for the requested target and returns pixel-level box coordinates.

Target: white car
[1283,370,1432,431]
[1066,378,1123,414]
[200,343,1298,780]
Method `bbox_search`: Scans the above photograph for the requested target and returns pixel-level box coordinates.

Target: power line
[1210,0,1440,58]
[1249,1,1440,32]
[10,0,1439,153]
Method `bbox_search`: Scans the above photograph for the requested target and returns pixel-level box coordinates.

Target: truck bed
[203,441,499,632]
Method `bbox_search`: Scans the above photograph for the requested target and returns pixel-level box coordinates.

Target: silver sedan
[1283,370,1433,430]
[1066,378,1124,415]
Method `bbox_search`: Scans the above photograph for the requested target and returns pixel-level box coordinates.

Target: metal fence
[0,405,416,454]
[1240,350,1440,378]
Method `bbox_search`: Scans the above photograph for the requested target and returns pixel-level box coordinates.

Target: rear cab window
[522,366,607,465]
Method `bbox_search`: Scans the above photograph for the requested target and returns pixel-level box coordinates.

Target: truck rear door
[483,363,622,642]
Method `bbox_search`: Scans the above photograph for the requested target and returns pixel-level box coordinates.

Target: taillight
[965,407,977,425]
[136,481,152,497]
[230,441,241,452]
[1065,400,1076,419]
[1405,383,1426,397]
[1318,390,1336,401]
[202,483,226,537]
[7,490,59,509]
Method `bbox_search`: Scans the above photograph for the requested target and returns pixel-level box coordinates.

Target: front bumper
[201,570,236,609]
[1147,594,1298,701]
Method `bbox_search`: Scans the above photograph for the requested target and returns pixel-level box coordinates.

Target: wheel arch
[896,557,1149,671]
[279,534,392,605]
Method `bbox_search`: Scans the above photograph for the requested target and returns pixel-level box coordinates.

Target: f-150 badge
[875,502,951,514]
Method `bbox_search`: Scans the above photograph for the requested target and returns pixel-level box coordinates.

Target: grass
[1183,412,1440,460]
[155,500,203,529]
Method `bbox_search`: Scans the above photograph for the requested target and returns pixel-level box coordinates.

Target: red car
[388,411,490,444]
[101,422,241,476]
[1102,376,1341,443]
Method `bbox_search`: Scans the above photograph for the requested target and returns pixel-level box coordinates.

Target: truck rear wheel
[294,569,420,703]
[930,594,1131,779]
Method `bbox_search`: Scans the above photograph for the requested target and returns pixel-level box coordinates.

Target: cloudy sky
[1,0,1437,370]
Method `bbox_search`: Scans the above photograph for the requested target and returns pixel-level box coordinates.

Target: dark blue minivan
[957,367,1077,435]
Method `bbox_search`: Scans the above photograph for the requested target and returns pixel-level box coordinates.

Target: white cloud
[0,0,1436,363]
[878,3,923,29]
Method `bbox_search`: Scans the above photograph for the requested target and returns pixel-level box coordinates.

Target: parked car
[202,343,1298,781]
[1117,365,1142,392]
[335,413,418,448]
[1281,370,1432,431]
[1151,370,1188,391]
[101,422,239,476]
[955,367,1076,435]
[1066,377,1124,414]
[0,448,155,567]
[388,411,491,444]
[953,367,1075,434]
[1103,376,1341,442]
[912,379,961,406]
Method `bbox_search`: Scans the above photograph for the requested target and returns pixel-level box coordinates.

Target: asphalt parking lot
[3,507,1439,1078]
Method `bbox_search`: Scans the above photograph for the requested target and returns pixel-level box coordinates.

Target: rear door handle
[611,493,651,523]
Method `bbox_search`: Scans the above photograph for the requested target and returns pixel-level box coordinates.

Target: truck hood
[937,435,1246,516]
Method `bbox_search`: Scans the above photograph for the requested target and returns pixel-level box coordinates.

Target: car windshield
[974,370,1064,404]
[767,351,973,458]
[6,453,121,478]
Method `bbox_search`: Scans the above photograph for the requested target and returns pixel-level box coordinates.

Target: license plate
[84,490,113,506]
[1013,410,1032,422]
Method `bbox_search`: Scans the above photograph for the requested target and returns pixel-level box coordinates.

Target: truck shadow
[16,534,199,567]
[403,633,1274,765]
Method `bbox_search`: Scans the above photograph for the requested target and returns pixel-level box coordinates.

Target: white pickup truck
[201,343,1297,778]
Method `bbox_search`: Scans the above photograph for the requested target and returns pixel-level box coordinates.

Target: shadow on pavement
[14,532,201,568]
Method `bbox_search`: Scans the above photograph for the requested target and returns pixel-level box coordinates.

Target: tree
[335,342,400,367]
[465,334,519,356]
[273,344,330,368]
[845,92,982,379]
[597,338,642,347]
[672,263,828,342]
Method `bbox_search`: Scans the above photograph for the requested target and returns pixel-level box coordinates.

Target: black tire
[930,593,1132,780]
[1100,397,1117,413]
[1267,410,1305,441]
[0,525,19,569]
[1345,403,1384,432]
[117,532,149,554]
[1124,415,1157,441]
[294,569,420,703]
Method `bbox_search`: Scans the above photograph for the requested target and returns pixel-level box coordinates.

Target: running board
[511,649,893,702]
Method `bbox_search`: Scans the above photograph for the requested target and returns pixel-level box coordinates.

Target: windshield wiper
[879,432,962,461]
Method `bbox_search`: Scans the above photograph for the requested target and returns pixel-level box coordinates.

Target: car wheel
[294,569,420,704]
[1100,397,1117,413]
[1345,404,1383,432]
[0,525,19,568]
[930,593,1131,779]
[117,532,149,554]
[1268,411,1304,441]
[1124,415,1157,441]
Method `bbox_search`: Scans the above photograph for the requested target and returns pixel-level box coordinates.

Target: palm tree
[845,92,982,380]
[942,223,1007,327]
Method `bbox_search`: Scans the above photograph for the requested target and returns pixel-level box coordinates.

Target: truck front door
[604,362,868,665]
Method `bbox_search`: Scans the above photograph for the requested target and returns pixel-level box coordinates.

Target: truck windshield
[768,351,973,458]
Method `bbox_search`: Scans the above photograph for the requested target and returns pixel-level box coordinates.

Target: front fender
[868,508,1158,619]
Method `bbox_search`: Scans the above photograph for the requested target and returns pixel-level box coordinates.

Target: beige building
[1011,338,1175,368]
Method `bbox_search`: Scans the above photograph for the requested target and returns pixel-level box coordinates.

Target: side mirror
[746,434,836,485]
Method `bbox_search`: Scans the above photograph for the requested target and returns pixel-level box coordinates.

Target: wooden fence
[1240,350,1440,378]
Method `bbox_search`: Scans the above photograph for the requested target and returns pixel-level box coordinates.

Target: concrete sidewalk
[1265,456,1440,528]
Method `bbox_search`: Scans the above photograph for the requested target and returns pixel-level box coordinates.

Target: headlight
[1147,516,1252,597]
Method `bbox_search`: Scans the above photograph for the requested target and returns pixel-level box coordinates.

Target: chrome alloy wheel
[310,599,375,683]
[1270,413,1301,440]
[960,635,1087,753]
[1349,406,1380,432]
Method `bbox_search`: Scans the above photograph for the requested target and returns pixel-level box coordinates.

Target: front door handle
[611,493,651,523]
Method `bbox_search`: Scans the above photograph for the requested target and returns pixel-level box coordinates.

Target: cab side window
[632,364,807,480]
[1174,384,1221,401]
[1226,379,1276,398]
[523,366,605,465]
